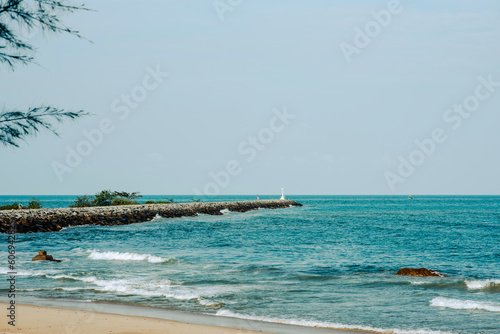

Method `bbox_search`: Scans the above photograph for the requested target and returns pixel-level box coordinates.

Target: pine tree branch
[0,0,92,69]
[0,106,90,147]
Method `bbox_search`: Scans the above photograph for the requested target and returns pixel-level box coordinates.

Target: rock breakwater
[0,199,302,233]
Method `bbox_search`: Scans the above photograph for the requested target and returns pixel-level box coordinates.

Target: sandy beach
[0,303,369,334]
[0,303,273,334]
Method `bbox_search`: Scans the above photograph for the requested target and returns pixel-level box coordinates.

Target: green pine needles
[0,106,88,147]
[1,0,91,147]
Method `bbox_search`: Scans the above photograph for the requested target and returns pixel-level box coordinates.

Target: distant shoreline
[0,199,302,233]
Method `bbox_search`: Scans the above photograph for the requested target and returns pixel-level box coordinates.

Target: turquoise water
[1,196,499,334]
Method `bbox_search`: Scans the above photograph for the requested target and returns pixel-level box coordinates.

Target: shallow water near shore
[1,195,499,334]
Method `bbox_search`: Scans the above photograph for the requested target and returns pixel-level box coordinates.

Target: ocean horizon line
[1,194,500,197]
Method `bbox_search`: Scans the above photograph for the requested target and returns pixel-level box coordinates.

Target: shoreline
[0,299,376,334]
[0,199,302,233]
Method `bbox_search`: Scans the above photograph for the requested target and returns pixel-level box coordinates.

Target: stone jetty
[0,199,302,233]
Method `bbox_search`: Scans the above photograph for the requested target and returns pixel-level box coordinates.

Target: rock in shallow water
[32,250,61,262]
[396,267,441,277]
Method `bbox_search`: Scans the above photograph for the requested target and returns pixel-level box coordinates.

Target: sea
[1,195,499,334]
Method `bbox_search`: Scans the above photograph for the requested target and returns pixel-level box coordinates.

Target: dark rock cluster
[32,250,61,262]
[0,200,302,233]
[396,267,442,277]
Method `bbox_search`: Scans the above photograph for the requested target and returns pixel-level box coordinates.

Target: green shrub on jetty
[92,190,116,207]
[70,190,143,208]
[0,197,42,210]
[70,195,94,208]
[144,198,176,204]
[27,198,42,209]
[0,202,20,210]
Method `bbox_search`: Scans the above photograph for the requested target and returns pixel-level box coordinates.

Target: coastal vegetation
[69,192,203,207]
[0,194,202,210]
[143,198,202,204]
[69,190,196,207]
[27,197,42,209]
[70,190,142,208]
[0,203,21,210]
[0,197,42,210]
[144,198,176,204]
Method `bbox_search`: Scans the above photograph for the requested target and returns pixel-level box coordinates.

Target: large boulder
[396,267,441,277]
[32,251,61,262]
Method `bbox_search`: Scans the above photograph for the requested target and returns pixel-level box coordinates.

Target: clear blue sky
[1,0,499,195]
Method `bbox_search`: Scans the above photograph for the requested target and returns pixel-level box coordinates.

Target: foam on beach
[88,250,175,263]
[430,297,500,312]
[215,310,457,334]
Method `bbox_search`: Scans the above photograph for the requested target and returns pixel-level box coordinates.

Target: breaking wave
[430,297,500,312]
[49,274,226,307]
[465,279,500,291]
[88,250,175,263]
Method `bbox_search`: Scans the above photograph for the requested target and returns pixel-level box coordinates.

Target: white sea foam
[465,279,500,290]
[58,287,95,291]
[198,298,223,307]
[51,274,98,283]
[0,267,33,276]
[0,267,59,277]
[48,273,229,306]
[18,287,93,292]
[60,225,89,231]
[150,214,163,221]
[410,281,427,285]
[88,250,174,263]
[430,297,500,312]
[215,310,456,334]
[52,274,173,295]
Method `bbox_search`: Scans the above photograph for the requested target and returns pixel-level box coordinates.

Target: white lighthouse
[280,188,285,200]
